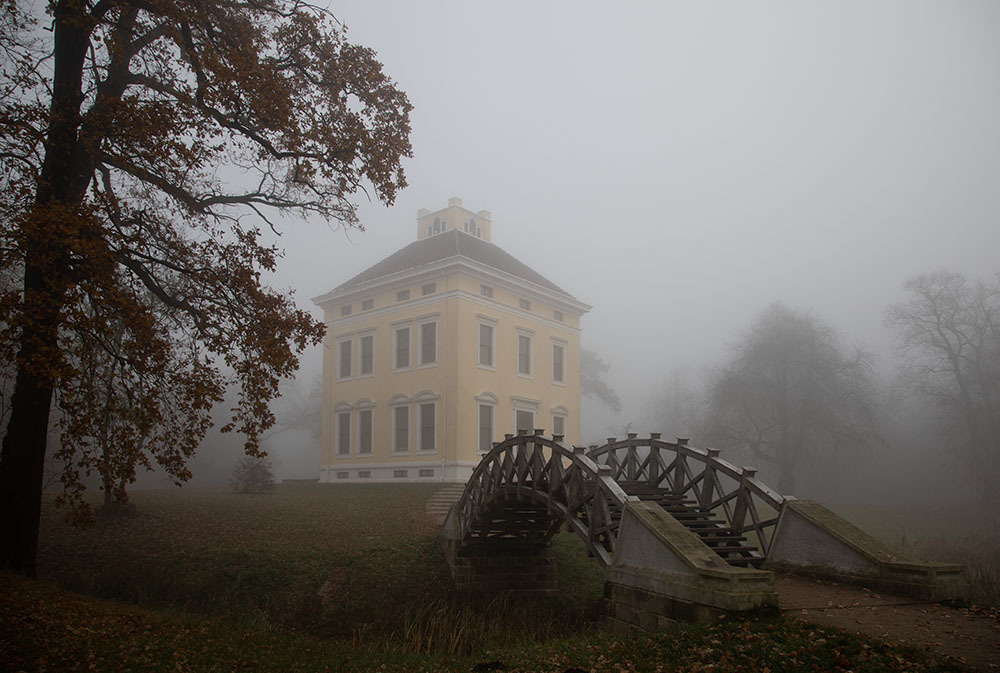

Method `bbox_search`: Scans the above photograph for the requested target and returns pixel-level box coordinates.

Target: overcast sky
[269,0,1000,442]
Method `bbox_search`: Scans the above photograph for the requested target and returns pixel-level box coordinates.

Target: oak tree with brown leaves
[0,0,412,575]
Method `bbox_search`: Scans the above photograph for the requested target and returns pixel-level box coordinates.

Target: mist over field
[132,2,1000,507]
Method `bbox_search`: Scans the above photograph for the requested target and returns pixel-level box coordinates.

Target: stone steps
[425,484,466,524]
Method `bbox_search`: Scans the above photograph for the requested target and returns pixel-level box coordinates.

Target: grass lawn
[0,483,976,671]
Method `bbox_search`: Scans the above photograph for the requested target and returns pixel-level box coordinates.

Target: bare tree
[581,349,622,414]
[703,303,879,495]
[887,271,1000,503]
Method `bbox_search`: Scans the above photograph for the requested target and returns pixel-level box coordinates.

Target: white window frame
[358,331,375,378]
[356,400,374,456]
[418,318,438,368]
[390,395,411,454]
[476,392,498,454]
[393,323,411,371]
[337,336,353,380]
[551,404,569,439]
[334,403,353,457]
[516,329,534,378]
[511,395,540,435]
[552,339,566,385]
[415,390,439,453]
[477,317,496,369]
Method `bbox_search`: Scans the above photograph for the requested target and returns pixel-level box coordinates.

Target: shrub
[229,456,276,494]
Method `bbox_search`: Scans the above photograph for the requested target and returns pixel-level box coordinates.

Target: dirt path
[776,573,1000,671]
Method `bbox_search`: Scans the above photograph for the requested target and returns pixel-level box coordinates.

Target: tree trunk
[0,1,92,576]
[0,264,60,576]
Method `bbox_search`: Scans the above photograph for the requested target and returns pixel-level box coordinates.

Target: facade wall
[316,213,587,483]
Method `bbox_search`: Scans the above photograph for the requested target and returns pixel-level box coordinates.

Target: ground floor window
[479,404,494,453]
[419,402,436,451]
[337,412,350,456]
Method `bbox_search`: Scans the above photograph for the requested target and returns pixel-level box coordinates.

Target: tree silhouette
[703,303,878,495]
[888,271,1000,503]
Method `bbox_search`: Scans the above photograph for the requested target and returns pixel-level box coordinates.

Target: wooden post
[701,448,721,510]
[732,467,756,533]
[626,432,638,482]
[648,432,662,487]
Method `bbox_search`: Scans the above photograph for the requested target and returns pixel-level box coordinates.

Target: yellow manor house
[313,198,591,483]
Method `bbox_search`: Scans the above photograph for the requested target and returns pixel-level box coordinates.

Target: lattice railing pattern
[587,433,786,557]
[450,430,637,568]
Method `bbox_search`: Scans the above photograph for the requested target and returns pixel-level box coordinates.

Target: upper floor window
[480,284,493,298]
[359,334,374,376]
[338,339,352,379]
[361,298,374,311]
[553,310,563,322]
[517,333,532,376]
[422,282,436,296]
[519,298,531,311]
[340,305,352,316]
[397,289,410,302]
[552,342,565,384]
[394,326,410,370]
[419,321,437,366]
[478,323,494,368]
[433,217,443,235]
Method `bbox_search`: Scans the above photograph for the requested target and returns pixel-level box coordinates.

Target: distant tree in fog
[702,303,878,495]
[644,368,702,441]
[267,375,322,442]
[581,349,622,414]
[887,271,1000,503]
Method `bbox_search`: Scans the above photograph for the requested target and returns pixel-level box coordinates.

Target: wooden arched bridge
[441,430,967,629]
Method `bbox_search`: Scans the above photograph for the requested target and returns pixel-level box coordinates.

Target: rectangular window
[359,334,374,375]
[419,402,435,451]
[517,334,532,376]
[336,471,349,479]
[340,305,352,316]
[337,412,350,456]
[393,469,408,478]
[478,323,494,367]
[480,285,493,298]
[396,289,409,301]
[420,322,437,366]
[515,409,534,434]
[479,404,494,453]
[361,298,374,311]
[519,298,531,311]
[553,415,565,437]
[394,326,410,369]
[358,470,371,478]
[418,468,434,477]
[552,343,565,384]
[358,409,373,455]
[422,282,436,296]
[393,405,409,452]
[338,339,352,378]
[553,310,563,322]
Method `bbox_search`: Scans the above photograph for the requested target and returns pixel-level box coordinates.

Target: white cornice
[326,288,582,335]
[312,254,591,316]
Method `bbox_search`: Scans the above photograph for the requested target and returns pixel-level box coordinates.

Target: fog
[165,2,1000,504]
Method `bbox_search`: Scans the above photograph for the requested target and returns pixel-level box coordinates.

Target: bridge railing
[587,433,786,558]
[449,429,637,568]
